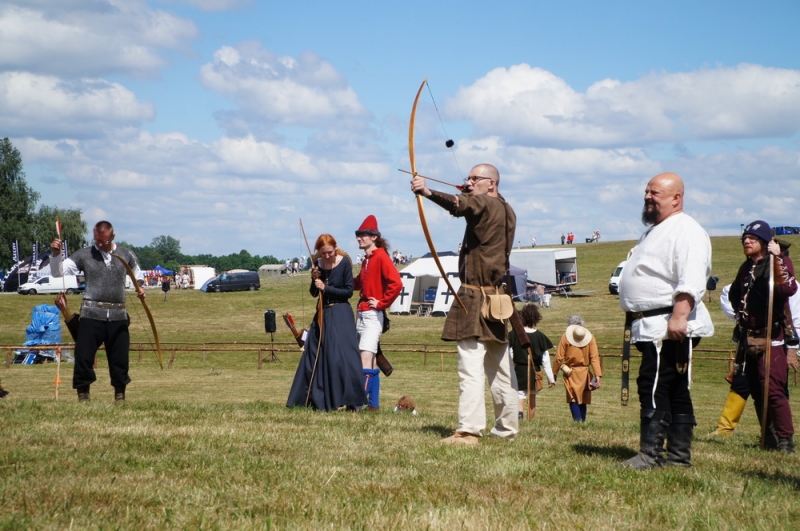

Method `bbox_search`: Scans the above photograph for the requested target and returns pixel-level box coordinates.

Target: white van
[608,261,626,295]
[18,275,80,295]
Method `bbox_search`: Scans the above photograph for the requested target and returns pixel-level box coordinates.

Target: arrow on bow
[408,78,467,314]
[112,254,163,370]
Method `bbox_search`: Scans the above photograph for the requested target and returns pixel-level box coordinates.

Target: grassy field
[2,235,799,530]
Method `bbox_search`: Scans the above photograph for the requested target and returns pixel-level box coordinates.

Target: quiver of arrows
[282,313,306,348]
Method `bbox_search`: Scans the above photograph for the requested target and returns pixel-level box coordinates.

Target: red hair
[314,234,337,252]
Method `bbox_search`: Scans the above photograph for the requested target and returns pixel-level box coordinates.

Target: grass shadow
[421,424,453,438]
[742,469,800,491]
[573,443,635,460]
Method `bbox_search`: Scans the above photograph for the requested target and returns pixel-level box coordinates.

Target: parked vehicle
[509,248,578,290]
[775,226,800,235]
[205,271,260,293]
[609,261,626,295]
[18,275,80,295]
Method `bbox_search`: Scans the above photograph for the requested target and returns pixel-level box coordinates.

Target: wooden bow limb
[760,253,775,450]
[55,218,65,400]
[299,218,324,407]
[112,254,164,370]
[408,78,467,314]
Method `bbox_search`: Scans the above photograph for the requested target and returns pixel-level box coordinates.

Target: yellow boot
[711,391,746,436]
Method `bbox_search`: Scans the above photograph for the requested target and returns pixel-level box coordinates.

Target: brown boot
[77,385,90,402]
[114,385,126,402]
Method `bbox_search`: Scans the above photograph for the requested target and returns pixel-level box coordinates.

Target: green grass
[2,235,799,530]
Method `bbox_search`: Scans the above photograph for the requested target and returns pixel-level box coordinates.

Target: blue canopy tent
[153,265,174,275]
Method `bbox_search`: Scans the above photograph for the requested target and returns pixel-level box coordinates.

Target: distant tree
[150,235,182,263]
[0,138,40,267]
[134,247,164,270]
[33,206,88,255]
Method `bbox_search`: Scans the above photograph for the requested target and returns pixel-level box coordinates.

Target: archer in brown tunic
[411,163,518,445]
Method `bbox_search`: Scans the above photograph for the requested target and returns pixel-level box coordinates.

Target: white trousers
[356,310,383,354]
[456,338,519,439]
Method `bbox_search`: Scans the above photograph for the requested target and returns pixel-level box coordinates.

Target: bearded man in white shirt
[618,173,715,469]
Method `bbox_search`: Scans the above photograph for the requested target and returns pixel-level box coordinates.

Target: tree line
[0,138,280,273]
[119,235,281,272]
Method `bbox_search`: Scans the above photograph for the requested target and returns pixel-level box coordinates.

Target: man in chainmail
[51,221,145,402]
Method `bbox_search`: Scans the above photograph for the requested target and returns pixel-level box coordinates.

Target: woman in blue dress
[287,234,368,411]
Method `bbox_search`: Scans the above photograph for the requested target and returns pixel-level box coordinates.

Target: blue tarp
[24,304,62,346]
[153,265,174,275]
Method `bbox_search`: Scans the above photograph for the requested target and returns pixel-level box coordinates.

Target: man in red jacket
[354,215,402,411]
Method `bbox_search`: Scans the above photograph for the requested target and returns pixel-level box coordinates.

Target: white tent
[389,254,460,316]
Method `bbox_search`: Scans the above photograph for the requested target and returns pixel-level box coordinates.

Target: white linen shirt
[619,212,714,342]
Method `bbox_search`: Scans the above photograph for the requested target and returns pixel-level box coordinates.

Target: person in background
[353,215,402,412]
[728,220,797,453]
[509,304,555,420]
[553,314,602,421]
[713,282,798,435]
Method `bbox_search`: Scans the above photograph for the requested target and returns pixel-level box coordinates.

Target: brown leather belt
[461,284,499,292]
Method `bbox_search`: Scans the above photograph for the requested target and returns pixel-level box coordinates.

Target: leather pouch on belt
[480,287,513,323]
[745,335,767,357]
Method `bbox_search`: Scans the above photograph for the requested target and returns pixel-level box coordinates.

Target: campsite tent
[3,253,54,292]
[389,253,529,316]
[389,252,460,316]
[153,265,174,275]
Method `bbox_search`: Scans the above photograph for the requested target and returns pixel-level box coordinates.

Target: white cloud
[447,63,800,147]
[0,72,155,138]
[199,42,371,128]
[160,0,252,11]
[0,1,197,78]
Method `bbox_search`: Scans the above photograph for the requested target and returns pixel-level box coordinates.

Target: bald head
[465,163,501,197]
[642,172,684,225]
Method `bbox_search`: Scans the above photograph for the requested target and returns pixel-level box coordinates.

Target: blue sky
[3,0,799,261]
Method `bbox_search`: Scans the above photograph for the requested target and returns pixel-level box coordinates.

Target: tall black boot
[620,409,669,470]
[665,414,695,467]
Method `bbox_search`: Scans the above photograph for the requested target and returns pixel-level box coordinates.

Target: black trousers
[73,317,131,389]
[635,339,697,417]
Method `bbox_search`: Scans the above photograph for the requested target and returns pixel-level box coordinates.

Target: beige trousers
[456,337,519,439]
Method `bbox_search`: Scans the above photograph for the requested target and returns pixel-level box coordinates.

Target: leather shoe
[441,432,480,446]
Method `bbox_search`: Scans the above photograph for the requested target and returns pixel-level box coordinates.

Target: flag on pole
[32,242,38,263]
[62,241,68,259]
[12,241,18,263]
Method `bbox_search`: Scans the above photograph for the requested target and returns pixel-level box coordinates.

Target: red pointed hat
[356,215,380,237]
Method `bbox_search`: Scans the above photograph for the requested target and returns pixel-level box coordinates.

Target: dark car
[775,226,800,235]
[205,271,260,292]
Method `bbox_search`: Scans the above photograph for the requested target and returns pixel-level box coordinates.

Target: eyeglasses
[465,175,494,184]
[94,238,114,245]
